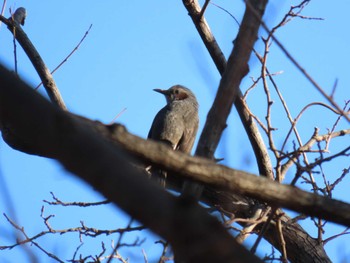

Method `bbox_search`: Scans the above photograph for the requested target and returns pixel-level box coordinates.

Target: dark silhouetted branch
[0,12,66,110]
[0,64,262,263]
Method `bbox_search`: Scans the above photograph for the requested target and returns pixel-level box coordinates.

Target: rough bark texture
[204,190,331,263]
[181,1,331,262]
[183,0,274,180]
[0,1,335,262]
[0,66,337,263]
[0,15,66,110]
[0,65,262,263]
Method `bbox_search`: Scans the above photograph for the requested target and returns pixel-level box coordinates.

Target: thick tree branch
[182,0,274,179]
[0,4,335,262]
[182,0,226,74]
[1,65,350,230]
[107,125,350,228]
[194,0,268,158]
[1,64,335,262]
[0,65,261,263]
[180,2,331,262]
[0,13,67,110]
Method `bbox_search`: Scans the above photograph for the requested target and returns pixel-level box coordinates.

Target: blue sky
[1,1,349,262]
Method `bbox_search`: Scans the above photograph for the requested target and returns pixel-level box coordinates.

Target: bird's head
[154,85,196,104]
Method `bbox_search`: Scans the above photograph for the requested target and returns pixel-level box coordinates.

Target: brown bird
[148,85,199,153]
[147,85,199,186]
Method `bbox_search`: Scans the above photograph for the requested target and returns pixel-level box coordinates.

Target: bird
[10,7,27,26]
[147,85,199,186]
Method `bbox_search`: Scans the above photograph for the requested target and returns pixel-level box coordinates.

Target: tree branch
[0,64,262,263]
[0,13,67,110]
[181,2,333,262]
[182,0,274,179]
[1,65,350,229]
[108,125,350,228]
[244,0,350,122]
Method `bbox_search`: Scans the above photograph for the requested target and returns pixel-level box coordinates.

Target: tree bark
[0,65,335,262]
[0,65,262,263]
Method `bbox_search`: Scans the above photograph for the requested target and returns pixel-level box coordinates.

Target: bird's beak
[153,89,168,95]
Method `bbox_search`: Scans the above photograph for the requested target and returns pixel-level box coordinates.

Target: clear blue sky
[1,1,349,262]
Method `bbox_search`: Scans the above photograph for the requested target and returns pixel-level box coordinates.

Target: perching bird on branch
[10,7,27,26]
[147,85,199,186]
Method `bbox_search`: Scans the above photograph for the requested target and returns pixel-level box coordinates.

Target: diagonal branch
[190,0,268,158]
[180,3,333,262]
[1,65,350,229]
[35,24,93,91]
[0,64,334,262]
[244,0,350,122]
[182,0,274,180]
[107,125,350,228]
[0,64,262,263]
[0,13,67,110]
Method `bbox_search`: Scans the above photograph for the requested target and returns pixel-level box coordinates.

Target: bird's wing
[148,106,167,139]
[179,116,199,154]
[148,106,183,150]
[161,110,185,150]
[147,121,155,139]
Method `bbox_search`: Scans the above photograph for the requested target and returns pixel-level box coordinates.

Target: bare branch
[109,107,127,124]
[281,102,346,155]
[0,64,262,263]
[276,213,288,263]
[155,240,171,263]
[1,210,145,252]
[199,0,210,19]
[0,0,6,22]
[245,0,350,122]
[35,24,93,91]
[0,12,67,110]
[182,0,274,181]
[323,227,350,245]
[2,213,65,263]
[281,127,350,178]
[1,65,350,229]
[44,191,110,207]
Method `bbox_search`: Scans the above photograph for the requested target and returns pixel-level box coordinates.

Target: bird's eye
[175,89,179,94]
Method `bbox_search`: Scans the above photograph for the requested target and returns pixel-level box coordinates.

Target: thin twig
[199,0,210,19]
[109,107,127,124]
[276,215,288,262]
[210,2,240,25]
[244,0,350,122]
[325,100,350,150]
[44,191,110,207]
[281,102,345,154]
[281,128,350,178]
[323,227,350,245]
[260,37,280,174]
[0,0,6,27]
[251,207,278,254]
[0,13,67,110]
[328,165,350,192]
[156,240,171,263]
[2,213,65,262]
[35,24,93,90]
[142,249,149,263]
[330,78,338,99]
[235,207,268,244]
[107,218,134,263]
[8,8,19,74]
[0,212,144,250]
